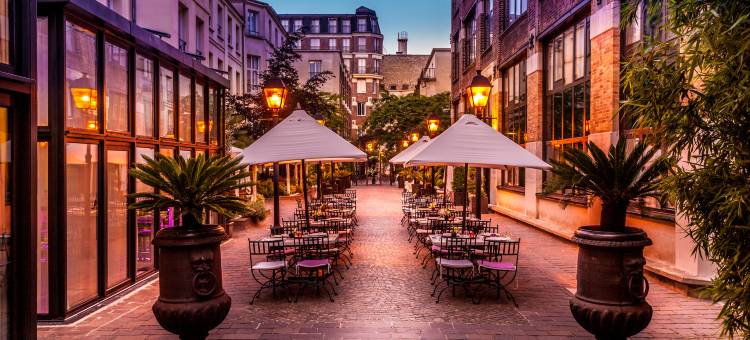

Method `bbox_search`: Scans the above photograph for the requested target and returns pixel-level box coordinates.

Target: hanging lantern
[410,132,419,142]
[426,112,441,136]
[262,78,288,113]
[466,70,492,110]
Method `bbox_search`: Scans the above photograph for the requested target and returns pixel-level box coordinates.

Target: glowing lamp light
[197,121,206,133]
[410,132,419,142]
[313,112,326,126]
[87,120,97,130]
[426,112,441,136]
[466,71,492,110]
[71,87,98,111]
[262,78,288,113]
[401,139,409,148]
[366,142,374,153]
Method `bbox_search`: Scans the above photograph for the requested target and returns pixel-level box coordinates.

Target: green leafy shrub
[245,194,267,223]
[256,178,273,198]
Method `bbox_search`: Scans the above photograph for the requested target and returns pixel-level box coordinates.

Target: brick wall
[589,27,620,135]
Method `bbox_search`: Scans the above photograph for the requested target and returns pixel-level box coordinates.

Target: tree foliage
[621,0,750,336]
[362,92,450,151]
[225,31,345,147]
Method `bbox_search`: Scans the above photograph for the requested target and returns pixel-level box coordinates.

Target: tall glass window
[106,149,128,288]
[105,42,129,132]
[37,18,49,126]
[37,141,49,314]
[135,147,155,275]
[66,143,98,310]
[158,148,176,229]
[159,67,176,138]
[195,82,206,144]
[65,22,98,130]
[0,107,10,331]
[135,55,154,137]
[179,74,192,142]
[208,87,218,145]
[0,0,9,64]
[545,17,590,165]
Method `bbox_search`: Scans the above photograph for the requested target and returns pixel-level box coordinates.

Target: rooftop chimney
[397,31,408,55]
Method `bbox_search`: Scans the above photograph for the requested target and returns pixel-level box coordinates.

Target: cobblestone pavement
[39,185,723,339]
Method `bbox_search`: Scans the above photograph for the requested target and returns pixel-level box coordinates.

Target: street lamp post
[263,78,288,228]
[466,71,492,218]
[425,112,441,198]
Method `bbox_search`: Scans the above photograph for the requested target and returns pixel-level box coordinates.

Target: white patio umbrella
[241,109,366,227]
[403,114,551,225]
[389,136,431,165]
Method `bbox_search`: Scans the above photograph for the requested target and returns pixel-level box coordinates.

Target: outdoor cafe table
[258,232,340,245]
[413,216,481,228]
[427,233,514,245]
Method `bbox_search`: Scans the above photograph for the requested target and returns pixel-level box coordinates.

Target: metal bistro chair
[248,239,289,304]
[464,219,491,234]
[432,236,476,303]
[288,235,337,302]
[475,238,520,306]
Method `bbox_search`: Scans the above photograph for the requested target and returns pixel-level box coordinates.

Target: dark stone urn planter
[152,224,231,340]
[570,227,653,340]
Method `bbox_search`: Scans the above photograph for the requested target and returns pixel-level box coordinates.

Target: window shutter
[480,13,489,51]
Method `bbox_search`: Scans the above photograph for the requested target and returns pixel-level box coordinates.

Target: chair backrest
[465,219,490,234]
[439,236,471,260]
[429,219,451,234]
[248,239,285,265]
[292,234,328,259]
[483,238,520,264]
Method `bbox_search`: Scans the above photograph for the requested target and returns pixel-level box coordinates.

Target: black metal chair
[288,235,337,302]
[475,238,520,306]
[432,236,476,303]
[248,239,289,304]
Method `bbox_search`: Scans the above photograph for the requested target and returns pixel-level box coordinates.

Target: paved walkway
[39,186,722,339]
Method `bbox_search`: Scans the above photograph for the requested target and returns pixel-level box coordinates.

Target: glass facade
[35,14,226,320]
[0,107,9,337]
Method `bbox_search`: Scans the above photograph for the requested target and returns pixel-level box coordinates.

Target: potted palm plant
[129,154,252,340]
[544,137,672,339]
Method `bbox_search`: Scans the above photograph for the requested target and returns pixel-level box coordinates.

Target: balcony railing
[178,38,187,52]
[422,67,436,79]
[354,66,381,75]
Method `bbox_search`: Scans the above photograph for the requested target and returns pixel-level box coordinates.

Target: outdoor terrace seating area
[249,190,359,303]
[401,192,520,305]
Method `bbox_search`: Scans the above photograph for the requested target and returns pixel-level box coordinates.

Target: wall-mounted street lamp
[466,70,492,112]
[366,141,375,153]
[262,77,289,229]
[465,70,493,218]
[401,139,410,148]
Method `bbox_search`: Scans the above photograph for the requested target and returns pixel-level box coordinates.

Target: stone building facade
[294,50,353,138]
[416,48,452,97]
[278,6,383,139]
[450,0,714,287]
[382,54,429,97]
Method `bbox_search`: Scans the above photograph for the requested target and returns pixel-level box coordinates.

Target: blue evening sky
[266,0,451,55]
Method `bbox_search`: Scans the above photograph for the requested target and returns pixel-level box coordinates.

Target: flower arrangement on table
[438,208,450,220]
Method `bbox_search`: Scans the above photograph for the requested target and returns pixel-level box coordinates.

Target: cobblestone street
[39,185,723,339]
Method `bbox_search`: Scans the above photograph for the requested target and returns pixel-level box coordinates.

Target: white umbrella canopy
[240,109,366,165]
[389,136,431,165]
[403,114,551,170]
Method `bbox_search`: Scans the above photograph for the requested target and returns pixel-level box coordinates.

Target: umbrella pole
[302,159,310,227]
[475,166,482,219]
[317,162,322,199]
[463,163,468,229]
[330,161,335,194]
[273,162,280,227]
[442,166,447,208]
